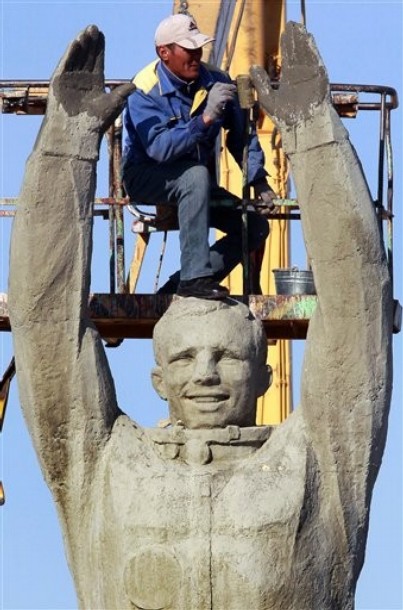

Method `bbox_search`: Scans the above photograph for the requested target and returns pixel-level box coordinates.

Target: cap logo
[188,21,197,31]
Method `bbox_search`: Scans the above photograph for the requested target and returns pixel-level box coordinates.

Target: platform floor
[0,293,318,340]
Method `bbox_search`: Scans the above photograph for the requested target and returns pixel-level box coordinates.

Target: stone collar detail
[147,424,273,466]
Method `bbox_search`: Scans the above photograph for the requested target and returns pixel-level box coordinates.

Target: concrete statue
[8,22,392,610]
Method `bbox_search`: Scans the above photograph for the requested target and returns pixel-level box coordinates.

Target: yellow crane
[174,0,292,424]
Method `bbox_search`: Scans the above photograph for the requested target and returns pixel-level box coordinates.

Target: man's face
[158,44,203,81]
[152,311,270,429]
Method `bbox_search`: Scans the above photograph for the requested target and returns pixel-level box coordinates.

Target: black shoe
[157,278,178,294]
[176,277,229,300]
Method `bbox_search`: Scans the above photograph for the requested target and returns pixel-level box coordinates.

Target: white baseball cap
[155,14,215,49]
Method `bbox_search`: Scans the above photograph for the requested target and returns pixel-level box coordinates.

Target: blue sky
[0,1,402,609]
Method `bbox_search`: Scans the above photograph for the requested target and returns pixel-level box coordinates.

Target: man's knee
[180,164,210,195]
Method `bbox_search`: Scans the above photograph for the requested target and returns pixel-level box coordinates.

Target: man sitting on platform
[122,13,276,299]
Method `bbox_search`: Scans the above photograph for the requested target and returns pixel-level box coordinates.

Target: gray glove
[253,180,278,216]
[204,82,236,122]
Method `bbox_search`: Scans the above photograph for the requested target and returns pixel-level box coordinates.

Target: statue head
[152,298,272,429]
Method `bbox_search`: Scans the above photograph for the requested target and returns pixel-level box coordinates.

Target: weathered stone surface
[8,22,392,610]
[152,297,271,429]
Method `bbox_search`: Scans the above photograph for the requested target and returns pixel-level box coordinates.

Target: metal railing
[0,80,398,293]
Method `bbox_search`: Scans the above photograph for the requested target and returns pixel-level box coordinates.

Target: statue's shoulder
[108,416,182,463]
[257,407,309,462]
[106,414,153,460]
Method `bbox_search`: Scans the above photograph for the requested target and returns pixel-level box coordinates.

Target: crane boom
[173,0,291,423]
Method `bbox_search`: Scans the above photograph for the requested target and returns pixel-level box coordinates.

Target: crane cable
[223,0,246,73]
[301,0,307,27]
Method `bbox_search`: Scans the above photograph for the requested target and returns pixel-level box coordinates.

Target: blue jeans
[123,160,269,283]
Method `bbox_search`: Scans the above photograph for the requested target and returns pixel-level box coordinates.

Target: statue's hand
[250,21,329,127]
[41,25,135,158]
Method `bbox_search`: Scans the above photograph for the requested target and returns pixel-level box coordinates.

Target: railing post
[107,110,125,294]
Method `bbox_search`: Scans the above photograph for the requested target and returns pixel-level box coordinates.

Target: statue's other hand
[50,25,135,132]
[250,21,329,127]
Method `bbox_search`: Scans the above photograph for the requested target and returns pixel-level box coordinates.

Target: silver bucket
[273,268,316,295]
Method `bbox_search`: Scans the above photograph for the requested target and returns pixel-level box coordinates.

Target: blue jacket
[123,60,267,185]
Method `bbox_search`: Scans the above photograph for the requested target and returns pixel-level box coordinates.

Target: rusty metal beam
[1,81,397,116]
[0,292,315,339]
[1,292,400,339]
[89,293,317,340]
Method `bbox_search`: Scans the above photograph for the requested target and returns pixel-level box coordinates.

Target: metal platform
[0,80,399,339]
[2,292,400,339]
[0,293,317,340]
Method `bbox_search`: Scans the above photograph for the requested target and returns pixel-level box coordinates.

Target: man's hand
[253,180,279,217]
[41,25,135,159]
[203,82,236,124]
[250,21,329,128]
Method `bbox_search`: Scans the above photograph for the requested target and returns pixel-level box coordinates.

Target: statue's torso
[73,413,352,610]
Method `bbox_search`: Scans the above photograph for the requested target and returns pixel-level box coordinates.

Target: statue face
[152,309,270,429]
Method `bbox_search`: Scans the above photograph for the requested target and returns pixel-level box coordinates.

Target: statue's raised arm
[8,27,134,499]
[252,22,392,573]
